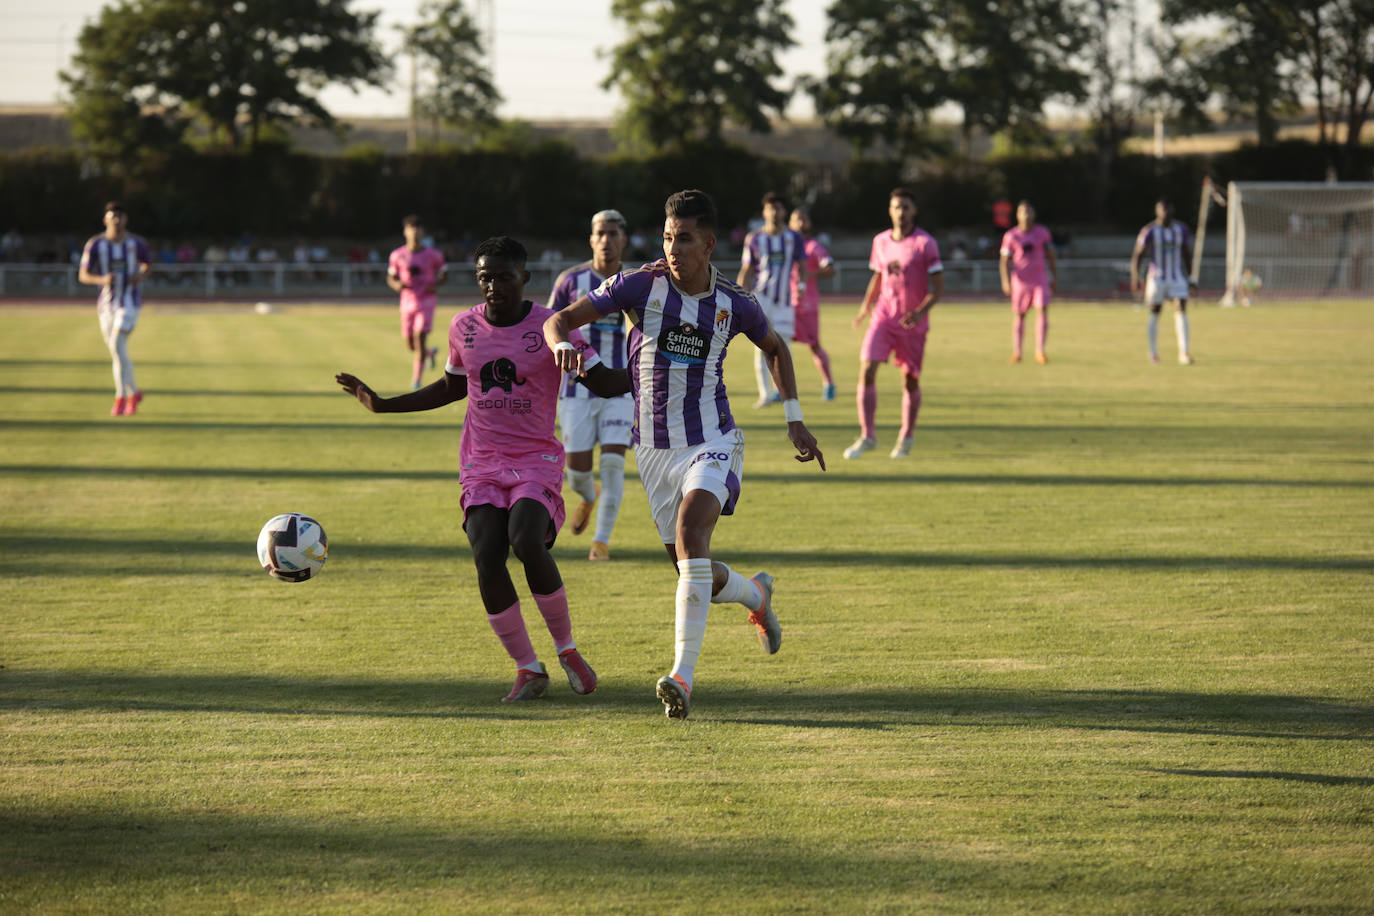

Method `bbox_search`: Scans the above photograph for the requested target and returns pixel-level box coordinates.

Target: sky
[0,0,832,121]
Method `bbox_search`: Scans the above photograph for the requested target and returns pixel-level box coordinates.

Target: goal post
[1223,182,1374,304]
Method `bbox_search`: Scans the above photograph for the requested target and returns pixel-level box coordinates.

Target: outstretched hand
[336,372,381,412]
[789,422,827,471]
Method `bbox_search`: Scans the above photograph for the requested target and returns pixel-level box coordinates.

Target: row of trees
[60,0,1374,196]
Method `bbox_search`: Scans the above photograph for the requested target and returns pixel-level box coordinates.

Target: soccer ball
[256,513,328,582]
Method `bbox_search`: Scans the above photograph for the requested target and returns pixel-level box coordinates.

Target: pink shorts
[1010,281,1049,315]
[861,316,927,378]
[460,466,566,546]
[793,306,821,346]
[401,303,436,339]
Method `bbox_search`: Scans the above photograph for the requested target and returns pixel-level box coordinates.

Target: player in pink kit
[788,208,837,400]
[386,215,448,389]
[999,200,1058,364]
[845,188,944,460]
[338,237,628,703]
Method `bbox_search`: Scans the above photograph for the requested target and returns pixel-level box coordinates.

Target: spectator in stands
[204,242,227,284]
[0,228,23,262]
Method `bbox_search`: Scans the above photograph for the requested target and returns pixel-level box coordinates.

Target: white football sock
[567,468,597,504]
[592,453,625,543]
[1175,311,1190,354]
[671,558,713,689]
[108,330,136,397]
[710,563,762,611]
[1147,313,1160,358]
[754,348,774,399]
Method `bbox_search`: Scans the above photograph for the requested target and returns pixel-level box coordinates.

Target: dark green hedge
[2,140,1368,238]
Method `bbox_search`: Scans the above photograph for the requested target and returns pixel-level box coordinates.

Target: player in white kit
[78,201,151,417]
[545,190,826,720]
[738,191,806,408]
[548,209,634,560]
[1130,199,1196,365]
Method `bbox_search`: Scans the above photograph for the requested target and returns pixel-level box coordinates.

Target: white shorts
[635,428,745,543]
[757,292,793,341]
[98,304,139,340]
[559,395,635,452]
[1145,276,1190,305]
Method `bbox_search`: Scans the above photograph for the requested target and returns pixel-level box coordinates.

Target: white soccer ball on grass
[256,513,328,581]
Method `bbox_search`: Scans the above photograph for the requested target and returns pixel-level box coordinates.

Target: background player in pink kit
[1131,198,1196,365]
[999,200,1058,364]
[546,189,826,720]
[788,207,837,400]
[548,208,633,561]
[386,215,448,389]
[845,188,944,460]
[338,236,626,703]
[78,201,151,417]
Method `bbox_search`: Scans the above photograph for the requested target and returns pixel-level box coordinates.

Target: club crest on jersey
[714,309,730,332]
[478,357,526,393]
[659,322,709,365]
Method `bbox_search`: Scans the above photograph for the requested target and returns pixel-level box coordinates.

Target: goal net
[1223,182,1374,303]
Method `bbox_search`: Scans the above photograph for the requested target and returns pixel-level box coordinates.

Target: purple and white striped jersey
[587,261,770,448]
[742,228,805,307]
[548,259,629,400]
[1134,221,1192,284]
[81,234,151,310]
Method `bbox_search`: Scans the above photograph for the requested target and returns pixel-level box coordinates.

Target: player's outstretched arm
[335,371,466,413]
[756,330,826,471]
[544,297,602,374]
[577,364,632,398]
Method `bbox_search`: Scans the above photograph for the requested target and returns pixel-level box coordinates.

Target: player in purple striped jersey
[1131,199,1196,365]
[548,209,634,561]
[338,237,628,704]
[545,189,826,720]
[738,191,806,408]
[78,201,151,417]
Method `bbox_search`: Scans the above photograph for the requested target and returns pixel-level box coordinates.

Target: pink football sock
[1036,309,1049,353]
[813,347,832,385]
[898,386,922,440]
[858,382,877,440]
[487,602,539,670]
[1012,314,1025,357]
[533,586,574,655]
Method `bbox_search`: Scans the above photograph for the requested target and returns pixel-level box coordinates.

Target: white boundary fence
[0,257,1233,299]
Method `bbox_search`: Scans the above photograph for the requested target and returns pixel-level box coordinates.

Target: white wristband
[783,398,803,423]
[552,341,576,354]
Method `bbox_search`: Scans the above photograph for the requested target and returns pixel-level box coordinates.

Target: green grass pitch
[2,298,1372,913]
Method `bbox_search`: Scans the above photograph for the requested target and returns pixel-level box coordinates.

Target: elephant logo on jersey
[479,357,526,393]
[886,260,902,277]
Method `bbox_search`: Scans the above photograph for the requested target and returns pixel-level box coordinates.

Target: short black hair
[1017,199,1035,210]
[402,214,423,229]
[889,187,916,205]
[761,191,787,209]
[473,236,528,268]
[104,200,124,215]
[664,189,716,231]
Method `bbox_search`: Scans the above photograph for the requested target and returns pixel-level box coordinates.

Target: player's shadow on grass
[3,534,1369,576]
[1146,768,1374,786]
[3,534,1368,576]
[3,671,1370,744]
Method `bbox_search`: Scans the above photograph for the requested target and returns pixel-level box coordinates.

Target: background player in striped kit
[1130,199,1196,365]
[545,189,826,720]
[738,191,805,408]
[338,237,624,703]
[386,215,448,389]
[78,201,151,417]
[548,209,634,561]
[788,207,837,400]
[999,200,1058,364]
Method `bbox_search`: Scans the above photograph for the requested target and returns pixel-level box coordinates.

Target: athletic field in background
[2,299,1372,913]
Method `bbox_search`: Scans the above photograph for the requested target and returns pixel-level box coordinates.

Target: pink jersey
[445,301,600,475]
[790,237,834,311]
[869,228,943,330]
[1000,225,1053,287]
[388,245,446,311]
